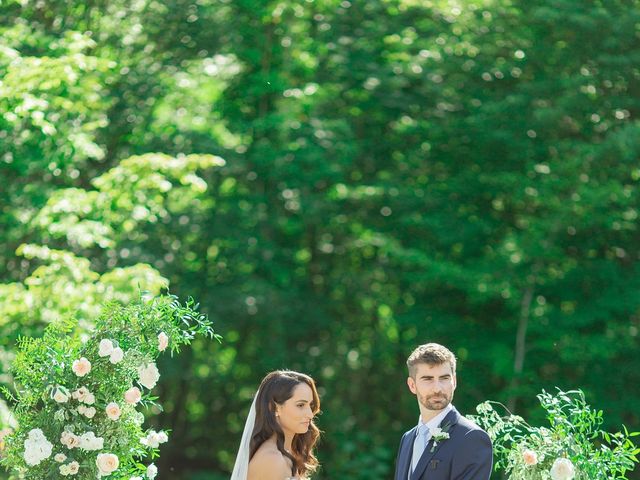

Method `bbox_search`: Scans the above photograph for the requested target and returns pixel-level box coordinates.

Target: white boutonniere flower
[430,423,451,452]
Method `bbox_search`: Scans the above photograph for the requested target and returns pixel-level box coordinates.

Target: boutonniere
[430,422,451,452]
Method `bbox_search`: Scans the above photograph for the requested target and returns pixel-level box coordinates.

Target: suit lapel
[410,407,460,480]
[398,427,417,480]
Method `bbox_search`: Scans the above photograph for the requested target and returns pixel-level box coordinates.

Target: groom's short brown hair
[407,343,457,378]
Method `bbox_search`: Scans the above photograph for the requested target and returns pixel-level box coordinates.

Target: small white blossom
[550,458,576,480]
[157,332,169,351]
[140,430,169,448]
[53,386,70,403]
[98,339,114,357]
[137,363,160,390]
[109,347,124,364]
[147,463,158,480]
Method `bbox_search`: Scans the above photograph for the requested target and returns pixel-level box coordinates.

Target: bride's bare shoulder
[248,444,291,480]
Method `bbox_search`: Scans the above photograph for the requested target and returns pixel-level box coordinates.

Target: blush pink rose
[124,387,142,405]
[105,402,121,420]
[523,449,538,466]
[157,332,169,352]
[72,357,91,377]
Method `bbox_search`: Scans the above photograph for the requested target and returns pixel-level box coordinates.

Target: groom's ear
[407,376,417,394]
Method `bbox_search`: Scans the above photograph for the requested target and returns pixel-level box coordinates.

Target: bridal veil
[230,393,257,480]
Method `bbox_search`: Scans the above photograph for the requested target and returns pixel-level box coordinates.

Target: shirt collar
[417,403,453,432]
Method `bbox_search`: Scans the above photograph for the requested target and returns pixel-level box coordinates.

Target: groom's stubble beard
[418,391,453,411]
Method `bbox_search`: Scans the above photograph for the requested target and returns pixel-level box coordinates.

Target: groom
[394,343,493,480]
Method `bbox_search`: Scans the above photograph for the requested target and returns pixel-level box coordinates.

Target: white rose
[71,357,91,377]
[68,461,80,474]
[124,386,142,405]
[157,332,169,352]
[105,402,121,420]
[96,453,119,476]
[83,392,95,405]
[54,453,67,462]
[157,431,168,443]
[60,464,71,475]
[83,407,96,419]
[550,458,576,480]
[98,339,114,357]
[60,431,80,449]
[147,463,158,480]
[72,386,90,402]
[109,347,124,364]
[53,387,70,403]
[137,363,160,390]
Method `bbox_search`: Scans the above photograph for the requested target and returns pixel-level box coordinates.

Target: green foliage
[1,295,216,479]
[473,390,640,479]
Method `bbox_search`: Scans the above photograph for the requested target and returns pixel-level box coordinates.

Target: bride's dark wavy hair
[249,370,321,477]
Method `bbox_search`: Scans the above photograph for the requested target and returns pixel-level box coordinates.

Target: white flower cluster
[60,430,104,451]
[98,339,124,364]
[23,428,53,466]
[72,386,96,405]
[140,430,169,448]
[59,460,80,476]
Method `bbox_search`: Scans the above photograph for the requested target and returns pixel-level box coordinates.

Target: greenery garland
[0,295,217,479]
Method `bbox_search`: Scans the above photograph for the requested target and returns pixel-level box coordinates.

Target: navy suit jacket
[394,406,493,480]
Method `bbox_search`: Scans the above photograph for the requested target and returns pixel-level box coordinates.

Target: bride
[231,370,321,480]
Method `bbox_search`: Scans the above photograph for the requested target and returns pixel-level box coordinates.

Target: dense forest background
[1,0,639,478]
